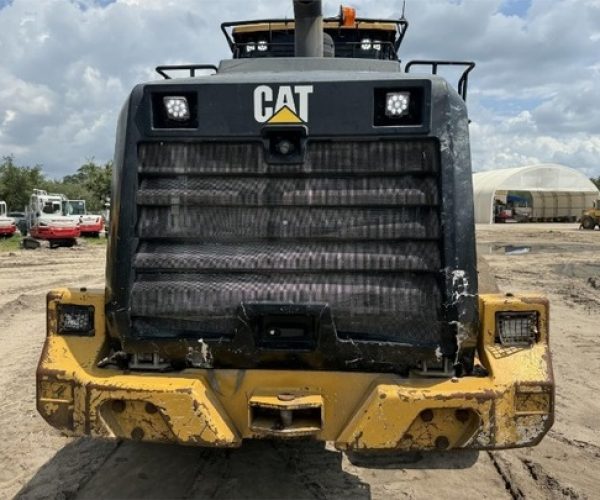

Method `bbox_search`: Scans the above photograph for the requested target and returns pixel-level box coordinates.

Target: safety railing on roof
[220,16,409,60]
[405,60,476,101]
[155,64,218,79]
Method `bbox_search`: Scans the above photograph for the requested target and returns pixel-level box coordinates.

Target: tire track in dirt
[4,226,600,499]
[0,245,106,499]
[520,458,581,499]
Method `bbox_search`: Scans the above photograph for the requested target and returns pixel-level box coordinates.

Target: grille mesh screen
[133,140,443,343]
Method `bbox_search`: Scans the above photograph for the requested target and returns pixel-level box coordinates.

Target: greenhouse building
[472,164,599,224]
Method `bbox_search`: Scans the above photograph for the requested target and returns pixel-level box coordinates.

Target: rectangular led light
[57,304,95,336]
[496,311,538,346]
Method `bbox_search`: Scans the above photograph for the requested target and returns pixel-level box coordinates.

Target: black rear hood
[105,69,478,374]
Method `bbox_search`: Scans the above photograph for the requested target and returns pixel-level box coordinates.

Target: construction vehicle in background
[26,189,80,248]
[0,201,17,238]
[8,210,27,235]
[37,1,554,454]
[580,201,600,230]
[65,199,104,237]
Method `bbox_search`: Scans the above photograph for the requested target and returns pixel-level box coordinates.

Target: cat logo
[253,85,314,124]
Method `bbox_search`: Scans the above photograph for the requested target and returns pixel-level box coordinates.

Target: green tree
[591,176,600,190]
[74,159,112,212]
[0,156,45,211]
[41,179,93,204]
[0,157,112,213]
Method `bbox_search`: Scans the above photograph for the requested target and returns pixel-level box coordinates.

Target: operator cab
[66,200,86,216]
[42,200,62,215]
[226,7,406,60]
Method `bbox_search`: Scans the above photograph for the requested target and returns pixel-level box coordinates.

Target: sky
[0,0,599,178]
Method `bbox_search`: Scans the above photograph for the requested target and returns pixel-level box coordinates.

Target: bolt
[145,402,158,414]
[111,400,125,413]
[131,427,145,441]
[277,393,296,402]
[435,436,450,450]
[455,409,470,423]
[420,409,434,422]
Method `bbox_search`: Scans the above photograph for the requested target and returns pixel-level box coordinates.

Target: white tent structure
[473,164,599,224]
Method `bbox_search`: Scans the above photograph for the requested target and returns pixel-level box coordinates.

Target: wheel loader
[580,202,600,230]
[37,1,554,453]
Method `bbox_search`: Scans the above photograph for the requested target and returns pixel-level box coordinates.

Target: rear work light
[495,312,538,346]
[152,92,198,128]
[163,96,190,121]
[385,92,410,117]
[373,87,426,128]
[57,304,95,336]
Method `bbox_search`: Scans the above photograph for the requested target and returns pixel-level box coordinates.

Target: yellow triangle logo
[267,105,303,124]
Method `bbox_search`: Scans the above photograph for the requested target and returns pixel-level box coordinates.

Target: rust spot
[37,366,69,379]
[38,400,74,431]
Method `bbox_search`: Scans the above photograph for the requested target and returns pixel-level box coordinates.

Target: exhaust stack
[294,0,323,57]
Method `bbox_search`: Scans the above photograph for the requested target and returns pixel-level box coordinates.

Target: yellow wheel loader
[581,204,600,230]
[37,1,553,454]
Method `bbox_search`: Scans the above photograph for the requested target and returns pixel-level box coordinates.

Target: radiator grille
[133,140,443,344]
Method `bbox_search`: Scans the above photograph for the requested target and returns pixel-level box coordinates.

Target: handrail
[155,64,218,80]
[220,16,408,59]
[405,60,475,101]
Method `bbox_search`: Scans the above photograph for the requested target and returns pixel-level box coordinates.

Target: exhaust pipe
[294,0,323,57]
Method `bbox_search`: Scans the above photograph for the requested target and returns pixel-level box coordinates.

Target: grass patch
[79,235,108,246]
[0,234,107,252]
[0,235,22,252]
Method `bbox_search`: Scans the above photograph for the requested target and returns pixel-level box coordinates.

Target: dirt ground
[1,224,599,499]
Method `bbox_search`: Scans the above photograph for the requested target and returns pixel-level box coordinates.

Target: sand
[1,224,598,499]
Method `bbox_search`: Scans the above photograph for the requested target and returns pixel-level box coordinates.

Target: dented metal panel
[37,289,553,451]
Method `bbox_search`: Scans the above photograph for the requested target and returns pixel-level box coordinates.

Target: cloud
[0,0,599,177]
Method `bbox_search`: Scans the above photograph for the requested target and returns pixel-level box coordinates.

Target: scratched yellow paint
[37,289,554,451]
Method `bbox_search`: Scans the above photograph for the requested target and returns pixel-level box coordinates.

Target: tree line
[0,156,112,213]
[2,155,599,214]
